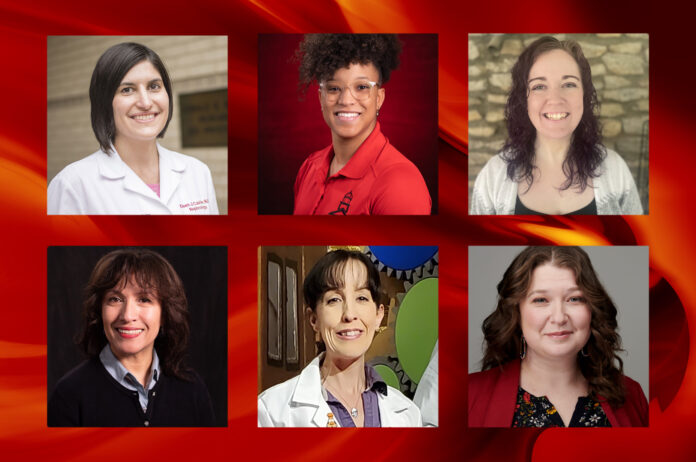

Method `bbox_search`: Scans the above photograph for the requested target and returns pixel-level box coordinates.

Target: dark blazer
[468,359,648,427]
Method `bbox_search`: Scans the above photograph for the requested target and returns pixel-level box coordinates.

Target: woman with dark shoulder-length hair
[48,249,215,427]
[47,42,218,215]
[468,246,648,427]
[258,250,422,427]
[293,34,431,215]
[470,36,642,215]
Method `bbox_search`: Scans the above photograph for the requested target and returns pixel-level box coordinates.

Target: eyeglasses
[319,79,378,103]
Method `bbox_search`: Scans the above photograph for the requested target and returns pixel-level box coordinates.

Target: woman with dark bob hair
[258,249,422,426]
[48,249,215,426]
[292,34,431,215]
[47,42,218,214]
[468,246,648,427]
[470,36,642,215]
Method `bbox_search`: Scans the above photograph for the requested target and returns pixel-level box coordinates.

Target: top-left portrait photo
[47,36,228,215]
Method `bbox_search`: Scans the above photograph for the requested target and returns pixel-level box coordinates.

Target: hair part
[481,246,626,407]
[90,42,174,154]
[296,34,402,93]
[502,36,605,192]
[77,248,192,380]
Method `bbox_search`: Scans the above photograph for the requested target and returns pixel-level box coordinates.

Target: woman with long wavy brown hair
[470,36,642,215]
[468,246,648,427]
[48,249,215,426]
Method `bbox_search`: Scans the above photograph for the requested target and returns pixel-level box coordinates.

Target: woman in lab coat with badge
[47,42,218,215]
[258,250,422,427]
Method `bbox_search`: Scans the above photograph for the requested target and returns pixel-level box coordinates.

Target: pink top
[147,184,160,197]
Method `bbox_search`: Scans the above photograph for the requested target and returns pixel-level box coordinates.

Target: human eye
[531,296,548,304]
[530,83,546,91]
[562,81,578,88]
[149,82,162,91]
[568,295,586,303]
[324,83,341,94]
[105,294,122,304]
[119,86,134,95]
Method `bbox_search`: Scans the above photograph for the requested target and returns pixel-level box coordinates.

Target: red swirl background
[0,0,693,460]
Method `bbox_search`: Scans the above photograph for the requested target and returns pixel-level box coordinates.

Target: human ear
[375,304,385,329]
[376,87,385,112]
[306,307,318,332]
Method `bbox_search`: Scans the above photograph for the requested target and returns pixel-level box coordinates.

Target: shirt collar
[324,122,388,180]
[96,142,186,180]
[99,344,160,388]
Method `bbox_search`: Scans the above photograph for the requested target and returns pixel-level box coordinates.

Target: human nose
[135,87,152,108]
[549,299,567,324]
[337,85,357,105]
[342,299,358,322]
[120,297,138,322]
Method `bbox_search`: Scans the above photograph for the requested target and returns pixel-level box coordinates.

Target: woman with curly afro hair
[292,34,431,215]
[470,36,642,215]
[468,246,648,427]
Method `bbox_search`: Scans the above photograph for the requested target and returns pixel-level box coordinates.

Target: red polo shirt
[293,123,432,215]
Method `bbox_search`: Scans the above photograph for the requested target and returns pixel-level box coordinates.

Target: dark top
[48,357,216,427]
[515,196,598,215]
[512,386,611,427]
[325,364,386,427]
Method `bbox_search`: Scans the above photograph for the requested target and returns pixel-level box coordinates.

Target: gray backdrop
[468,246,648,398]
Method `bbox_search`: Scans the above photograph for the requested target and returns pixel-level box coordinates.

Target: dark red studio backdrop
[0,0,695,461]
[257,33,439,214]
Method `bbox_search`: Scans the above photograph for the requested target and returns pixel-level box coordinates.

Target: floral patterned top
[512,386,611,427]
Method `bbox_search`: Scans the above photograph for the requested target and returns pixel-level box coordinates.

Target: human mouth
[117,327,144,338]
[130,112,158,122]
[336,328,364,340]
[543,112,569,120]
[545,330,572,338]
[335,112,360,121]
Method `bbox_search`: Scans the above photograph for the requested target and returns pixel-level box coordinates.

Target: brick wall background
[47,36,229,214]
[468,33,649,213]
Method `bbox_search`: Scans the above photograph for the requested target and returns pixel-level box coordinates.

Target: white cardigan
[258,355,422,427]
[470,149,644,215]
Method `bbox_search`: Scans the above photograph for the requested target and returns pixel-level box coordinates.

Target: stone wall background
[468,33,649,213]
[47,36,229,214]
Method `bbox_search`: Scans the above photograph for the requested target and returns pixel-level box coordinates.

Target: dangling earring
[376,108,380,117]
[580,345,590,357]
[520,336,527,359]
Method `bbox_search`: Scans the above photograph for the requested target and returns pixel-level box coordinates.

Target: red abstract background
[0,0,694,461]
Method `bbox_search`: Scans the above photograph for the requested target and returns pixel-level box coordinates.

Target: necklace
[326,383,362,418]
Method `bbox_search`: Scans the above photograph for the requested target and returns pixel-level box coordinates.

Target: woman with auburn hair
[468,246,648,427]
[48,249,215,426]
[470,36,642,215]
[292,34,431,215]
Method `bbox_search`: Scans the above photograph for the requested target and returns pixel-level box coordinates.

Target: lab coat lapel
[291,354,338,427]
[378,390,411,427]
[97,147,162,201]
[157,144,186,206]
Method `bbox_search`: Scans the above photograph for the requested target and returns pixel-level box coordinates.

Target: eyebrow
[118,78,163,87]
[528,75,580,84]
[326,76,372,82]
[527,286,582,296]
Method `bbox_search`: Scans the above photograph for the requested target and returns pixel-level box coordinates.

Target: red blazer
[468,359,648,427]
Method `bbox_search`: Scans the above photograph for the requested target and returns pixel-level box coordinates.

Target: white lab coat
[258,355,422,427]
[412,340,438,427]
[47,144,219,215]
